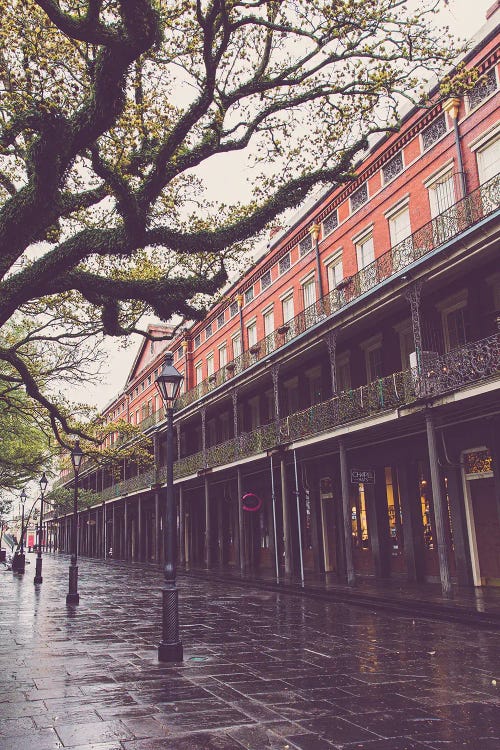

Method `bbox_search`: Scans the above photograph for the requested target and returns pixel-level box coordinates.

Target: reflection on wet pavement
[0,553,498,749]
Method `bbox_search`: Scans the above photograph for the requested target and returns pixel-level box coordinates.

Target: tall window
[444,307,467,351]
[395,321,414,370]
[356,234,374,271]
[232,333,242,359]
[361,334,383,382]
[438,292,469,353]
[476,134,500,185]
[428,171,455,217]
[263,307,274,337]
[367,346,383,381]
[302,276,316,308]
[207,352,214,377]
[427,169,456,244]
[282,293,294,323]
[263,307,274,353]
[195,362,203,385]
[352,484,370,549]
[219,343,227,369]
[389,206,411,246]
[336,353,351,392]
[247,321,257,348]
[326,254,343,291]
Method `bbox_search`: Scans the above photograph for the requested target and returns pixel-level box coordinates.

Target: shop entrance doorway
[463,448,500,586]
[319,477,337,574]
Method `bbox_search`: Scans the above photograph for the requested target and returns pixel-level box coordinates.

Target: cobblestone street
[1,553,499,750]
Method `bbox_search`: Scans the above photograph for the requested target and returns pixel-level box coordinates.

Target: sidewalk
[182,566,500,630]
[1,552,499,750]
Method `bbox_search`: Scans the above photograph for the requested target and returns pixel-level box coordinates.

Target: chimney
[486,0,500,19]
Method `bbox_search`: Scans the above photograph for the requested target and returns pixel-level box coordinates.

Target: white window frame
[354,230,375,272]
[218,343,227,369]
[469,122,500,185]
[301,271,316,309]
[325,249,343,291]
[246,317,257,348]
[424,159,455,217]
[262,304,275,337]
[385,197,411,248]
[232,331,242,359]
[280,290,295,323]
[206,352,214,377]
[195,361,203,385]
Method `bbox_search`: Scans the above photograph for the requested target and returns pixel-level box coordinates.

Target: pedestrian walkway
[1,552,499,750]
[183,566,500,630]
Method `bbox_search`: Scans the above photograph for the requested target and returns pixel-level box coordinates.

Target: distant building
[52,7,500,593]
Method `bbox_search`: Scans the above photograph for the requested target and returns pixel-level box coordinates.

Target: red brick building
[51,7,500,594]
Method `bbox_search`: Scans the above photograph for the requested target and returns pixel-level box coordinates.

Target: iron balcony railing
[99,467,156,502]
[91,332,498,495]
[175,174,500,412]
[54,332,500,503]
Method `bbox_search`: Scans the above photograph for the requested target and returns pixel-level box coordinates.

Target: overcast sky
[84,0,496,411]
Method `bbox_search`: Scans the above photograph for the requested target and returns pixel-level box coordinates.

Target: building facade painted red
[50,9,500,594]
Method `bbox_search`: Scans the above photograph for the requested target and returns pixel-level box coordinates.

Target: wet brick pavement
[0,553,499,750]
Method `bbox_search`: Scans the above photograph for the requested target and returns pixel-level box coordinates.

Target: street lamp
[34,472,48,584]
[155,352,184,662]
[12,488,28,573]
[66,440,83,604]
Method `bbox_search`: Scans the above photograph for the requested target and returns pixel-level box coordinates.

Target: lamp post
[155,352,184,662]
[66,440,83,604]
[12,489,27,573]
[34,472,48,584]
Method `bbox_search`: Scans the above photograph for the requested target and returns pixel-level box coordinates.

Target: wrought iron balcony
[410,333,500,399]
[99,467,156,502]
[174,174,500,413]
[83,332,499,497]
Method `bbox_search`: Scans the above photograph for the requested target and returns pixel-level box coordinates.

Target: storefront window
[419,467,434,551]
[259,508,270,549]
[352,484,369,549]
[303,490,313,550]
[385,467,404,554]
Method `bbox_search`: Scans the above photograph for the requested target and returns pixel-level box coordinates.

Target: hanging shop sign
[241,492,263,512]
[350,469,376,485]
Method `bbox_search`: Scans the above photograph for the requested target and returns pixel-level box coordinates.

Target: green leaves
[0,1,464,446]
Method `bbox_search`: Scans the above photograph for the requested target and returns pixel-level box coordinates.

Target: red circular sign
[242,492,263,512]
